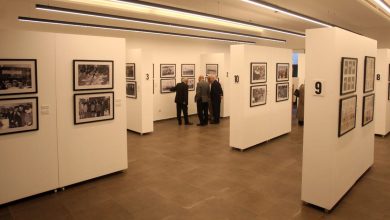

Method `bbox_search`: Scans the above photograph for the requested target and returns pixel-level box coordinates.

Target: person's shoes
[210,121,218,124]
[197,123,203,126]
[178,121,182,125]
[185,122,193,125]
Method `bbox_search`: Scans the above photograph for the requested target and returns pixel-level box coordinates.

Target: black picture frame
[181,64,195,77]
[206,64,218,76]
[276,82,289,102]
[340,57,358,96]
[0,59,38,96]
[362,94,375,127]
[388,82,390,101]
[73,60,114,91]
[250,62,267,84]
[160,78,176,94]
[160,64,176,78]
[126,81,137,99]
[388,64,390,82]
[126,63,136,80]
[74,92,114,125]
[0,97,39,135]
[363,56,375,93]
[276,63,289,82]
[250,84,267,107]
[338,95,357,137]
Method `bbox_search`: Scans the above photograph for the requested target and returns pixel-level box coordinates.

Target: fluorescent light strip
[85,0,304,37]
[18,17,256,44]
[373,0,390,13]
[242,0,333,28]
[35,4,286,43]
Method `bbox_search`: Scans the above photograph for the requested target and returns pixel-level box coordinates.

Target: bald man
[195,75,210,126]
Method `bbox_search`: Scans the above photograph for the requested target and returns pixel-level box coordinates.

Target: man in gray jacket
[195,75,210,126]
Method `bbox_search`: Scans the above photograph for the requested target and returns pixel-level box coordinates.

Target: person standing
[170,78,193,125]
[297,84,305,126]
[195,75,210,126]
[209,75,223,124]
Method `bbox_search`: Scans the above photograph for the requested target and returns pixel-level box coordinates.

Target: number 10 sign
[312,79,325,97]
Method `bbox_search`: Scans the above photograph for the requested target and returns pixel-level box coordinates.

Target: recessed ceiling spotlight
[241,0,333,28]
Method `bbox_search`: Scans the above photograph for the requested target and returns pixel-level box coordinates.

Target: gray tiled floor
[1,115,390,219]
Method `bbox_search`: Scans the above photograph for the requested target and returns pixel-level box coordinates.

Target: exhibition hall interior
[1,0,390,219]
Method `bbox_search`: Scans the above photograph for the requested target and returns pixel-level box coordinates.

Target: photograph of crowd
[160,78,176,93]
[161,64,176,78]
[0,97,38,135]
[251,62,267,84]
[362,94,375,126]
[126,63,135,80]
[181,64,195,77]
[340,57,357,95]
[126,81,137,99]
[338,95,357,137]
[74,60,113,91]
[250,85,267,107]
[364,56,375,93]
[276,83,289,102]
[0,59,37,96]
[74,92,114,124]
[276,63,289,82]
[206,64,218,76]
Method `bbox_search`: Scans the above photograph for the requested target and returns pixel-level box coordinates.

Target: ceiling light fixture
[56,0,305,37]
[241,0,333,28]
[373,0,390,13]
[18,17,256,44]
[35,4,286,43]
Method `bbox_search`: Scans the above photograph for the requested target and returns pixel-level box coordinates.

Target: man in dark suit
[209,75,223,124]
[170,78,193,125]
[195,75,210,126]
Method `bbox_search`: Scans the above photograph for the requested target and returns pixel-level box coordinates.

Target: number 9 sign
[312,79,325,97]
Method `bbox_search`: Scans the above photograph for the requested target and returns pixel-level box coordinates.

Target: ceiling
[0,0,389,49]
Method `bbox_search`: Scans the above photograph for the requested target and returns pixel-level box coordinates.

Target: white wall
[375,49,390,136]
[301,27,376,210]
[126,35,230,121]
[0,30,128,204]
[126,49,154,134]
[0,30,59,205]
[230,45,292,150]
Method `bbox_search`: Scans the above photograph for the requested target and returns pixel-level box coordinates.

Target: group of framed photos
[160,64,197,94]
[126,63,137,99]
[73,60,115,125]
[249,62,289,107]
[0,59,39,135]
[338,56,376,137]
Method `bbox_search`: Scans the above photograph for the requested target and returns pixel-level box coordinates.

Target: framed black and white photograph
[362,94,375,127]
[0,97,38,135]
[186,78,195,91]
[160,64,176,78]
[251,62,267,84]
[0,59,38,96]
[276,63,289,82]
[276,83,289,102]
[126,63,135,80]
[340,57,358,95]
[206,64,218,76]
[126,81,137,99]
[250,85,267,107]
[181,64,195,77]
[73,60,114,91]
[363,56,375,93]
[160,78,176,94]
[338,95,357,137]
[74,92,114,124]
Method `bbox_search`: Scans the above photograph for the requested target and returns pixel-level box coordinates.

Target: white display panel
[301,27,376,210]
[374,49,390,136]
[229,45,292,150]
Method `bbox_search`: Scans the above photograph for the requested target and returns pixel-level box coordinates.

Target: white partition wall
[0,30,59,205]
[200,53,230,117]
[302,27,376,210]
[56,34,128,187]
[126,49,153,134]
[375,49,390,136]
[230,45,292,150]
